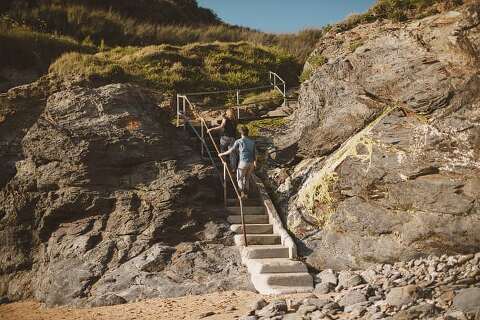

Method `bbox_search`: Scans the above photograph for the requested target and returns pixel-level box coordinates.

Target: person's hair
[225,108,236,120]
[239,126,249,136]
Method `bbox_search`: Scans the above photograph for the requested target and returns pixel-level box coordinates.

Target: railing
[176,71,287,123]
[175,72,288,248]
[177,95,248,247]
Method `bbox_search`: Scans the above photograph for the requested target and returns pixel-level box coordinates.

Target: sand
[0,291,311,320]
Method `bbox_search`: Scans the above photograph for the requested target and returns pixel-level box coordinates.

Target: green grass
[300,54,327,82]
[48,52,127,83]
[49,42,298,95]
[242,90,284,108]
[243,117,288,138]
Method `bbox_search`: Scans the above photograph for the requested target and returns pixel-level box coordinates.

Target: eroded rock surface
[0,82,251,306]
[269,4,480,269]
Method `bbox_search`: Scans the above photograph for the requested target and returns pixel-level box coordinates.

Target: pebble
[240,252,480,320]
[314,282,334,295]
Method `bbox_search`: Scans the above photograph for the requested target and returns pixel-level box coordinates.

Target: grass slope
[0,0,323,66]
[49,42,300,94]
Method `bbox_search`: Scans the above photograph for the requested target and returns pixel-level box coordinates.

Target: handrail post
[223,164,227,207]
[176,95,180,127]
[182,97,186,131]
[236,90,240,120]
[201,123,204,157]
[240,199,248,247]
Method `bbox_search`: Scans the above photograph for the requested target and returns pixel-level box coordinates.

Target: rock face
[269,3,480,270]
[0,81,251,306]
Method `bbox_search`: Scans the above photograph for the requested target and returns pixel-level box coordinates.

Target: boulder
[452,288,480,315]
[256,299,288,318]
[297,304,318,316]
[316,269,338,285]
[314,282,334,295]
[391,303,439,320]
[338,290,367,307]
[386,285,422,308]
[251,298,268,311]
[338,271,364,288]
[302,297,331,309]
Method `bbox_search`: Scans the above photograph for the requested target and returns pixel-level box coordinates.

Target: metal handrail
[193,97,286,112]
[179,95,248,247]
[183,118,223,185]
[269,71,286,106]
[177,71,287,122]
[182,84,275,97]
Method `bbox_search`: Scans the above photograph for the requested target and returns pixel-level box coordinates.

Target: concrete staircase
[227,178,313,295]
[181,114,313,295]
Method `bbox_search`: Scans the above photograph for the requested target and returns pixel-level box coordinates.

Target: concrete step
[230,224,273,234]
[250,272,314,295]
[234,234,281,246]
[227,215,269,224]
[242,245,289,259]
[247,258,308,274]
[227,198,261,206]
[227,206,265,215]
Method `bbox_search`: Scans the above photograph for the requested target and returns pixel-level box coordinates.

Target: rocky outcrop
[269,4,480,269]
[0,81,251,306]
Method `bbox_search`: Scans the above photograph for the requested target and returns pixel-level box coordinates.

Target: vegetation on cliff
[49,42,299,94]
[0,0,323,64]
[334,0,464,32]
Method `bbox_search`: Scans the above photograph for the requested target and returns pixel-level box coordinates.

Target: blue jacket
[233,137,256,164]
